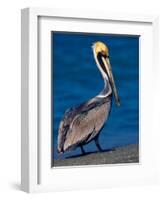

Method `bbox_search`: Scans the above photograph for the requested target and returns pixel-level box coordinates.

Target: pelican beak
[102,56,120,106]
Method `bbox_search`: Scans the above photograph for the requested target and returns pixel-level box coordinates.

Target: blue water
[52,32,139,159]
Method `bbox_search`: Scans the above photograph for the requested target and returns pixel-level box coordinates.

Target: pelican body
[57,41,120,154]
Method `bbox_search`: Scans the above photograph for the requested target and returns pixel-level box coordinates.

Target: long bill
[102,56,120,106]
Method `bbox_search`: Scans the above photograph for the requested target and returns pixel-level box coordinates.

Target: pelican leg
[80,145,86,154]
[94,135,103,152]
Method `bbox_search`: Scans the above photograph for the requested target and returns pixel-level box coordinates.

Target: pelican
[57,41,120,155]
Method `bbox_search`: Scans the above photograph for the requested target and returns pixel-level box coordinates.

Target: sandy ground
[53,144,139,167]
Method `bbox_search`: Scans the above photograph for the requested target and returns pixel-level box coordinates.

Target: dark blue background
[52,32,139,159]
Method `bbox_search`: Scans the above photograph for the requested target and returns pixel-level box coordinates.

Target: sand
[53,144,139,167]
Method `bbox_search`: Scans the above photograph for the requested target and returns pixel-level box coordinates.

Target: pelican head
[94,41,109,57]
[92,41,120,106]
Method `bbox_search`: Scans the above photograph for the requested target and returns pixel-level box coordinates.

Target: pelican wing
[63,100,111,151]
[58,99,95,152]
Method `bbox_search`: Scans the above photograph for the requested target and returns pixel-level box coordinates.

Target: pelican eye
[101,51,106,56]
[101,50,110,58]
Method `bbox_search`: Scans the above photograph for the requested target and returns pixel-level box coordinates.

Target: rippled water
[52,32,139,160]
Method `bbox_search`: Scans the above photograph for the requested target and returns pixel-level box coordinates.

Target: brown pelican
[57,41,120,155]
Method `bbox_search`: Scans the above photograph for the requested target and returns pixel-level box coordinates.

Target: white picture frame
[21,7,159,193]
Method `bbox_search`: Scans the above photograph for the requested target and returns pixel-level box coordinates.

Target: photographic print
[52,32,139,167]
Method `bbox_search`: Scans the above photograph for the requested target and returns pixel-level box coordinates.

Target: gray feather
[57,96,112,153]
